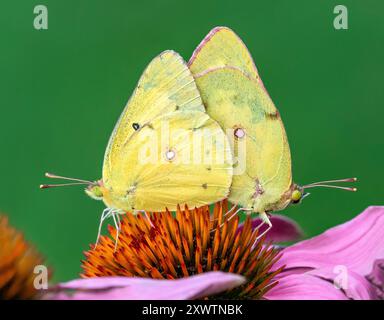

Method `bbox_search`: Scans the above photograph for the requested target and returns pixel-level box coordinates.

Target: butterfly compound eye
[132,123,140,131]
[85,185,104,201]
[291,190,302,203]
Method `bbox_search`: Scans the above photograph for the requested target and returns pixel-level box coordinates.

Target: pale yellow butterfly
[42,50,233,246]
[188,27,356,237]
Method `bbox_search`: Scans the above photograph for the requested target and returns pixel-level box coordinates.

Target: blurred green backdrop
[0,0,383,281]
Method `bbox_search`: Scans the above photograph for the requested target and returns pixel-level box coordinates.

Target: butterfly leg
[111,210,120,252]
[222,204,238,218]
[95,208,112,249]
[144,211,154,228]
[133,210,154,228]
[210,203,237,225]
[211,207,252,233]
[115,211,122,230]
[255,212,272,241]
[250,219,265,235]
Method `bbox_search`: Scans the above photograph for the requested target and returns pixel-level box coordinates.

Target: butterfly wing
[103,109,233,211]
[189,26,259,80]
[103,50,205,180]
[102,51,233,211]
[189,28,292,213]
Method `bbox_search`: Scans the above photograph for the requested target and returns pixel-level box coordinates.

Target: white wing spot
[165,149,176,161]
[234,128,246,139]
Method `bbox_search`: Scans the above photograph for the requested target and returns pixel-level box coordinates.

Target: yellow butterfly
[42,50,233,244]
[188,27,356,236]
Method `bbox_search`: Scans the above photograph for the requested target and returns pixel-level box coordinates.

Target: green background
[1,0,383,282]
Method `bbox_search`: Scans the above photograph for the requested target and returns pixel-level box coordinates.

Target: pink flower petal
[48,272,245,300]
[273,206,384,276]
[307,268,377,300]
[366,259,384,299]
[238,214,303,243]
[268,267,376,300]
[265,273,348,300]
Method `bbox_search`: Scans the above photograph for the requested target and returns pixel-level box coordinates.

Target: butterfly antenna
[305,177,357,186]
[303,177,357,192]
[40,182,90,189]
[44,172,93,184]
[40,172,94,189]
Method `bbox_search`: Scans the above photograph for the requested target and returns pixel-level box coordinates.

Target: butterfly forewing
[189,26,259,81]
[103,50,205,180]
[102,50,233,212]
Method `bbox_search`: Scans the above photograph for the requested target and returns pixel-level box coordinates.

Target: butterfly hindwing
[110,110,233,211]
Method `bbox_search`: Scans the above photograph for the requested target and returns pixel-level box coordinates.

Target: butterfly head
[289,177,357,206]
[85,181,105,201]
[271,184,306,211]
[40,172,106,201]
[289,185,309,205]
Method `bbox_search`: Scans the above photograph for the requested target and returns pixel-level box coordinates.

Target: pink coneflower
[265,206,384,300]
[47,200,300,300]
[48,204,384,300]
